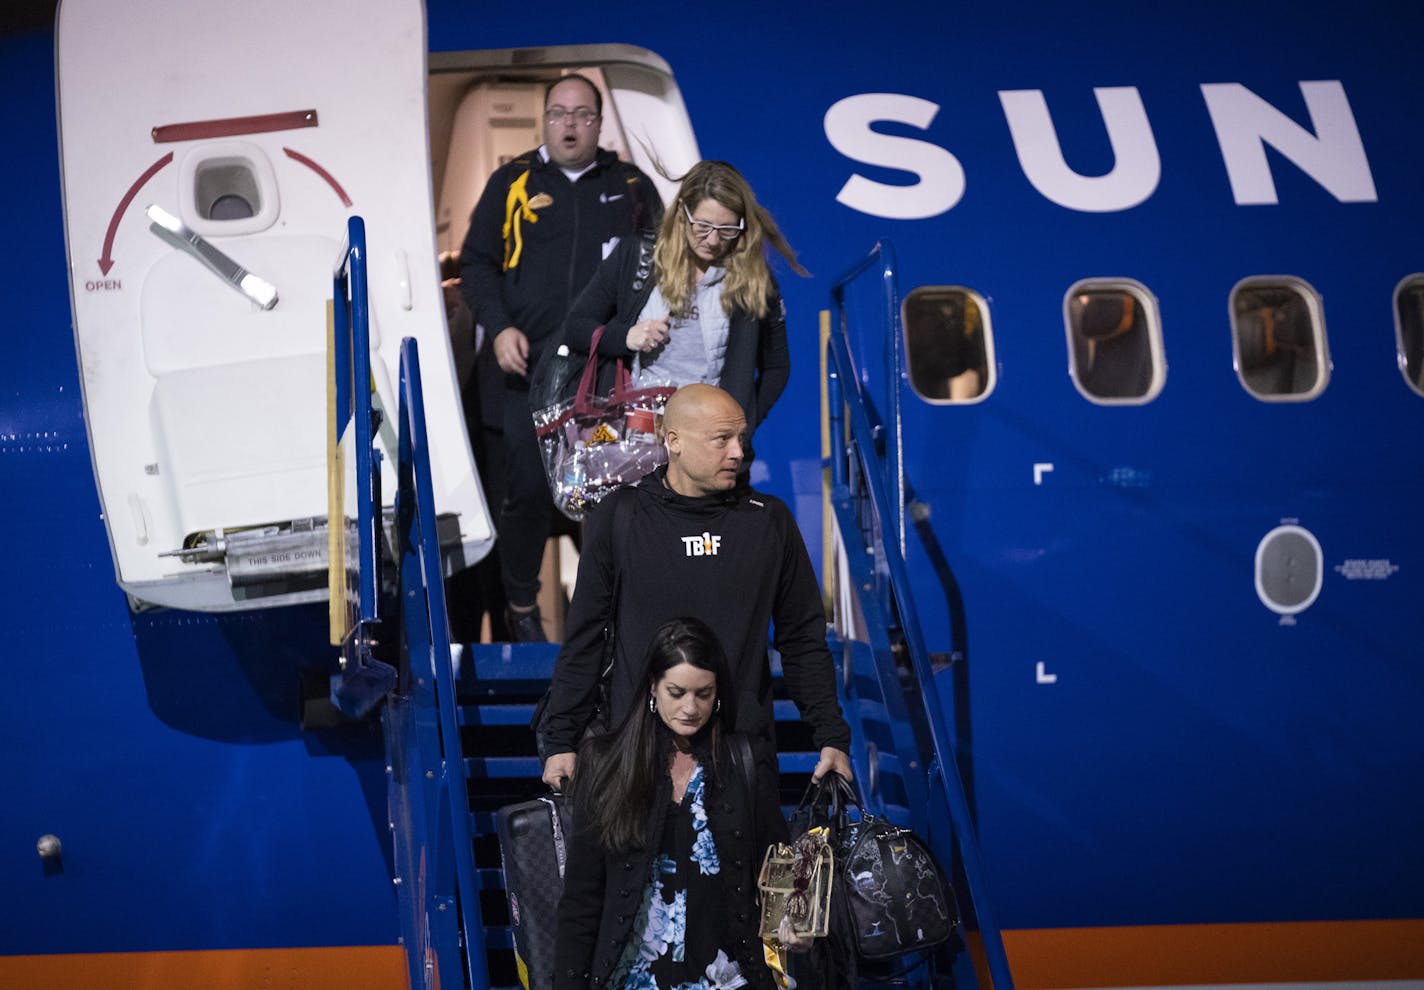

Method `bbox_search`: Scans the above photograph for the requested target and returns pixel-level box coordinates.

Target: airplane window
[1230,277,1329,401]
[901,286,994,403]
[209,194,255,220]
[1393,275,1424,397]
[195,160,262,222]
[1064,279,1164,403]
[177,144,279,237]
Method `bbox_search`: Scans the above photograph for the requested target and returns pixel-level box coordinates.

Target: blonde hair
[652,161,808,320]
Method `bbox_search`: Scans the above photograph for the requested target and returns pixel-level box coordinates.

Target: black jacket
[458,147,662,386]
[562,235,791,431]
[554,731,787,990]
[538,471,852,765]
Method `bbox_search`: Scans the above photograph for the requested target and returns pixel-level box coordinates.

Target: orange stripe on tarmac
[0,944,408,990]
[982,919,1424,988]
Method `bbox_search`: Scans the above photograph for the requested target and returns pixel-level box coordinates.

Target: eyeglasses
[544,106,599,127]
[682,202,744,241]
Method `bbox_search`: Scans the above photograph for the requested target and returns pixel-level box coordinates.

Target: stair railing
[331,215,489,990]
[828,239,1015,990]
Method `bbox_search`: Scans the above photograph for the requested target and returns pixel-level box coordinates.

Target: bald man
[537,384,853,787]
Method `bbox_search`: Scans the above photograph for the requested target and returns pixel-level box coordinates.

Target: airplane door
[57,0,492,611]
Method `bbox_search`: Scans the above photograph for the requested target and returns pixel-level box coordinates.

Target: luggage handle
[792,771,861,833]
[537,794,569,880]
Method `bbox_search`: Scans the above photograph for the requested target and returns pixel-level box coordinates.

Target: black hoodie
[539,469,852,763]
[458,146,662,386]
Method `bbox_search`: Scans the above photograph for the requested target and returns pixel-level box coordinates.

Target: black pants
[499,386,578,609]
[445,368,508,642]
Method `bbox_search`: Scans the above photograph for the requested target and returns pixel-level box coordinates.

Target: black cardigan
[553,732,789,990]
[561,236,791,431]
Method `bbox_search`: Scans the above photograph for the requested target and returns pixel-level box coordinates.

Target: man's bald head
[664,383,741,433]
[663,384,748,497]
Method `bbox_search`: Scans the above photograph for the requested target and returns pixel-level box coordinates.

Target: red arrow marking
[99,152,174,276]
[284,148,353,207]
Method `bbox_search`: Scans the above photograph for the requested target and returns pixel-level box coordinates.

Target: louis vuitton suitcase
[496,794,573,990]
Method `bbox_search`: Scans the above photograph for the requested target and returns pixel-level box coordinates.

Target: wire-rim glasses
[544,107,599,127]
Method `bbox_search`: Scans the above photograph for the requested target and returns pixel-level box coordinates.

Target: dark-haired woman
[554,617,789,990]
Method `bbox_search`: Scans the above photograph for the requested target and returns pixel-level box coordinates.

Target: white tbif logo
[681,532,721,557]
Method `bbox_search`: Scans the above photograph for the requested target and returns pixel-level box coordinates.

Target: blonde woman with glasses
[560,160,808,454]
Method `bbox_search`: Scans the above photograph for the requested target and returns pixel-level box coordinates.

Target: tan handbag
[757,826,833,939]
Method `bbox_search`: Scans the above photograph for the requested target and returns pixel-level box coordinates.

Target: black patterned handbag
[790,773,959,961]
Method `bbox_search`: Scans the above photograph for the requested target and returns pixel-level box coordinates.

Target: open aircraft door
[56,0,492,612]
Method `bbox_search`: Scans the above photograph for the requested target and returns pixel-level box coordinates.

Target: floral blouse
[608,762,748,990]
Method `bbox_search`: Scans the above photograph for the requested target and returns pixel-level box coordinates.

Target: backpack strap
[727,732,757,843]
[599,491,630,682]
[629,229,657,301]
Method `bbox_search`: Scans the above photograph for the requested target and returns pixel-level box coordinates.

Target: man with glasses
[459,73,663,642]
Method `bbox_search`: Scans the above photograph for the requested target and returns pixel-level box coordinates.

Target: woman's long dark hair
[569,617,736,854]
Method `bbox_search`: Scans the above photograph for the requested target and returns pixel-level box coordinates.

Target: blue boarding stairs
[329,216,1014,990]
